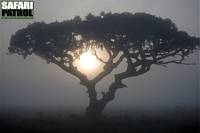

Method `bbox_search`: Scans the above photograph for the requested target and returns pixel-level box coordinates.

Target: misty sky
[0,0,199,114]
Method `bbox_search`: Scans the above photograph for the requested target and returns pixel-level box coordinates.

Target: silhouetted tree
[9,12,199,118]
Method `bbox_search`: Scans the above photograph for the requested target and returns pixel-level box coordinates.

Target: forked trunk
[84,82,121,119]
[85,99,106,119]
[84,85,108,119]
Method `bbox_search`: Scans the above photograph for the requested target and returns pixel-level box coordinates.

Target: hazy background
[0,0,199,115]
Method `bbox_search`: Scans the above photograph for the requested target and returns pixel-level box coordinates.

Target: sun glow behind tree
[73,47,109,80]
[79,52,97,70]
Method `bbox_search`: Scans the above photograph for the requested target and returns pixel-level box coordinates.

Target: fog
[0,0,199,114]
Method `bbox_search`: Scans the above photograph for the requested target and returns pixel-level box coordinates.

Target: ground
[1,108,198,133]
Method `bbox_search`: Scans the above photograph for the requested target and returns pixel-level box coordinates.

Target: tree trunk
[84,85,107,119]
[85,99,106,119]
[84,82,123,119]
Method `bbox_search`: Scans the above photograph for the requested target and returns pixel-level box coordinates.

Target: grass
[1,108,198,133]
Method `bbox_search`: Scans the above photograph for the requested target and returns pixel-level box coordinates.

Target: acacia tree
[9,12,199,118]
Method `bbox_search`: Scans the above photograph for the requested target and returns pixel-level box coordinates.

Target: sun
[79,52,97,70]
[73,48,109,79]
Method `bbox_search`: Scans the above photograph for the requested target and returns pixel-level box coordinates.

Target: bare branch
[91,54,125,84]
[157,60,195,65]
[52,58,90,86]
[92,50,107,64]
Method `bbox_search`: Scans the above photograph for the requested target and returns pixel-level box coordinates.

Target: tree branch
[91,53,125,84]
[99,63,151,104]
[92,50,107,64]
[52,58,90,86]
